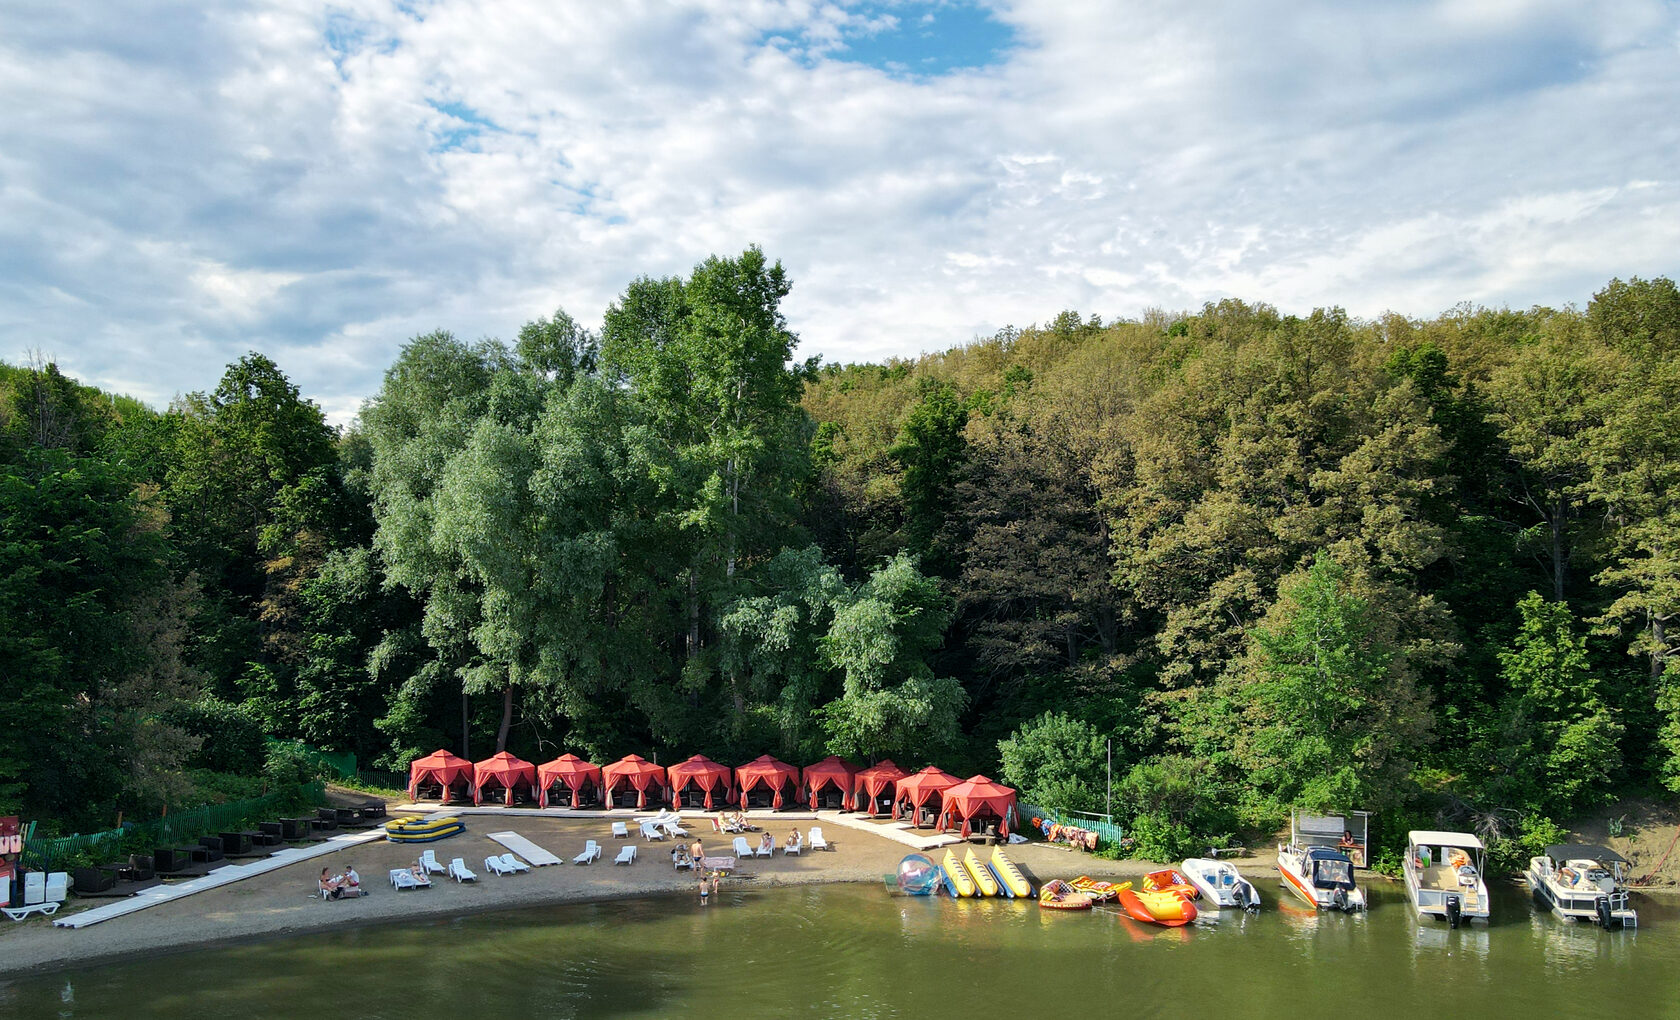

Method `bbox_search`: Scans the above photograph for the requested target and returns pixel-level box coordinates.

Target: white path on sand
[52,827,390,929]
[392,803,962,853]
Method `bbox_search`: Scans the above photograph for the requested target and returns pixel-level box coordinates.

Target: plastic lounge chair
[614,845,637,865]
[612,821,630,839]
[420,849,447,874]
[640,822,666,842]
[809,827,830,851]
[449,858,477,883]
[710,817,723,833]
[484,855,510,876]
[2,872,61,921]
[673,851,693,871]
[755,838,775,858]
[390,868,419,891]
[732,836,754,858]
[574,840,601,865]
[783,837,802,856]
[661,820,689,838]
[499,853,531,873]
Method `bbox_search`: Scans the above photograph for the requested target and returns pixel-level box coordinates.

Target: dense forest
[5,249,1677,867]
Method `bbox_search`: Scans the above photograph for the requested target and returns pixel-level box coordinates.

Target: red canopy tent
[851,759,905,814]
[407,749,472,804]
[735,754,800,809]
[602,754,668,809]
[537,753,603,808]
[801,755,858,810]
[473,751,537,806]
[894,766,958,825]
[666,755,734,809]
[938,774,1018,838]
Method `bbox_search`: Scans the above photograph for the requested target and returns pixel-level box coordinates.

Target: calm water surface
[3,880,1677,1018]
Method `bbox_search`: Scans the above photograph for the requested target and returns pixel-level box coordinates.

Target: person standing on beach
[690,838,704,865]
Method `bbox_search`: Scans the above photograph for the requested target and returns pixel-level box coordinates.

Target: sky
[3,0,1677,425]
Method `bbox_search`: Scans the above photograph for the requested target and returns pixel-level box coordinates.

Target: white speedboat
[1402,830,1490,927]
[1182,857,1261,912]
[1527,844,1637,928]
[1277,843,1365,912]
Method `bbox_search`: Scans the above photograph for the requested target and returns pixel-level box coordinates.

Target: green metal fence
[1018,803,1126,848]
[21,782,325,872]
[265,738,357,781]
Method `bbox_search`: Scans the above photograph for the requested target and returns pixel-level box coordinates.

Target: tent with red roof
[473,751,537,805]
[893,766,959,825]
[938,774,1018,837]
[735,754,800,809]
[851,759,905,814]
[602,754,668,809]
[666,755,734,809]
[801,755,858,810]
[407,749,473,804]
[537,753,603,808]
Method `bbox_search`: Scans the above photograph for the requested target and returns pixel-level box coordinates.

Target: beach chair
[574,840,602,865]
[673,850,693,871]
[419,849,447,874]
[710,817,723,834]
[783,836,802,856]
[733,836,755,858]
[640,821,666,841]
[612,821,630,839]
[484,855,510,876]
[755,837,775,858]
[723,816,745,834]
[389,868,420,891]
[614,845,637,865]
[498,853,531,873]
[2,872,62,921]
[809,827,830,851]
[448,857,477,883]
[660,820,688,839]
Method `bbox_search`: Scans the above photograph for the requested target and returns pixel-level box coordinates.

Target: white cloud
[0,0,1676,425]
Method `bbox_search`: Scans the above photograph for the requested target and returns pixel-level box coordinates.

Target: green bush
[997,711,1106,814]
[1486,816,1570,875]
[163,698,267,774]
[263,739,333,786]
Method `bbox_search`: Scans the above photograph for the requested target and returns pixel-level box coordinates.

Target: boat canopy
[1407,830,1485,850]
[1305,848,1356,889]
[1544,844,1627,864]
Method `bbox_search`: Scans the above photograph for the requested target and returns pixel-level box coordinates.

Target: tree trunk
[495,683,513,753]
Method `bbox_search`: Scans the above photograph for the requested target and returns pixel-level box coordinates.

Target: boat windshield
[1312,858,1355,889]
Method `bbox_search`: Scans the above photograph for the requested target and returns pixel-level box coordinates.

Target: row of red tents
[406,750,1017,836]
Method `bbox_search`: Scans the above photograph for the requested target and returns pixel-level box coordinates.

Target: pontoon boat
[1402,830,1489,927]
[1527,844,1637,928]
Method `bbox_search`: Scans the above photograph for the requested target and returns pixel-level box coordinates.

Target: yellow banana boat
[990,847,1034,897]
[942,849,977,897]
[963,847,1000,897]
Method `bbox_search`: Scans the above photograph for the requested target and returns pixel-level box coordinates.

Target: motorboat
[1277,843,1365,912]
[1402,830,1490,927]
[1527,844,1637,928]
[1182,857,1262,911]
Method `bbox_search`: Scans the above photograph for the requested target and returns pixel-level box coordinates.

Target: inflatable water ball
[897,853,941,896]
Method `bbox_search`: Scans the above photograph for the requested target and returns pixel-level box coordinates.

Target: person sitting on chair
[758,831,773,854]
[340,863,361,897]
[319,867,341,899]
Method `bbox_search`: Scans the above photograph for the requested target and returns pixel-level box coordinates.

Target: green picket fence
[21,782,325,872]
[1018,803,1126,848]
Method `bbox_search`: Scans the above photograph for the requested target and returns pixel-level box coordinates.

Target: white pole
[1106,738,1112,821]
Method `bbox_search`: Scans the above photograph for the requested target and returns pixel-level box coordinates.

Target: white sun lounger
[2,872,65,921]
[486,831,562,866]
[611,821,630,839]
[673,851,694,871]
[484,855,512,876]
[732,836,755,858]
[498,853,531,873]
[809,827,830,851]
[755,837,775,857]
[574,840,602,865]
[390,868,425,890]
[448,857,477,882]
[640,821,666,841]
[783,837,802,855]
[614,845,637,865]
[419,849,447,874]
[660,820,688,838]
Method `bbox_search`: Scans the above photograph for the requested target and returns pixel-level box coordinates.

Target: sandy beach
[0,810,1284,978]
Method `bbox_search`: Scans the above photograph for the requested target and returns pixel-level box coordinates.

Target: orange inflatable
[1116,881,1198,926]
[1069,875,1119,902]
[1142,868,1199,900]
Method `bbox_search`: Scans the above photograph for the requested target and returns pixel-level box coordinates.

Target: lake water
[3,879,1677,1018]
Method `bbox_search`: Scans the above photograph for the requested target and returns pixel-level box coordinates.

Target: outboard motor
[1332,887,1349,912]
[1445,894,1462,929]
[1596,896,1614,929]
[1241,879,1262,912]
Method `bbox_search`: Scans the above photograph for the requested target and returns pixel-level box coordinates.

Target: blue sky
[1,0,1677,424]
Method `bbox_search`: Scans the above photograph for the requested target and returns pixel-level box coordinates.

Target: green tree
[888,378,967,573]
[997,712,1106,813]
[819,552,964,761]
[1237,555,1432,813]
